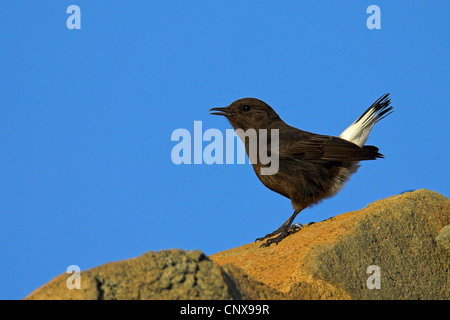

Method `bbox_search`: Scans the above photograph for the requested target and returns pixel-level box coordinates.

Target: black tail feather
[356,93,394,125]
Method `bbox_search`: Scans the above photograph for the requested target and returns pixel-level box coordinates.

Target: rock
[211,189,450,299]
[25,189,449,300]
[25,249,283,300]
[436,224,450,252]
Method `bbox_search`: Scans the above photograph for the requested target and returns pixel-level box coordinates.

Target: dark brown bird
[210,94,393,247]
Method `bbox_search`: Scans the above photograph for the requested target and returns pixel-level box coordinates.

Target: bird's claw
[257,223,303,247]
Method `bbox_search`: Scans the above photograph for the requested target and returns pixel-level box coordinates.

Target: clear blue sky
[0,1,448,299]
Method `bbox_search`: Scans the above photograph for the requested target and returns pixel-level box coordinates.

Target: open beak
[209,107,230,116]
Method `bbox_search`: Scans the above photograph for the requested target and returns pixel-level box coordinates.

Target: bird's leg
[256,209,302,247]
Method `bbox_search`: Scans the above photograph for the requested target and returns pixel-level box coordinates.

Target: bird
[210,93,393,247]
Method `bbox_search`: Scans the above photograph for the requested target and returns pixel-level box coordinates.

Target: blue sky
[0,1,448,299]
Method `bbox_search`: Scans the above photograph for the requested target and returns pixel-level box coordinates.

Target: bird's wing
[278,134,383,163]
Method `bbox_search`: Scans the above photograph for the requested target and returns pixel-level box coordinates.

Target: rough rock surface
[212,189,450,299]
[26,189,449,300]
[26,249,282,300]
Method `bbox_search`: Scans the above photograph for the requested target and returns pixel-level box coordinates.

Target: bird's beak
[209,107,230,116]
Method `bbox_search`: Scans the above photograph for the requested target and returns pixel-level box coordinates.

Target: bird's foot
[256,223,303,247]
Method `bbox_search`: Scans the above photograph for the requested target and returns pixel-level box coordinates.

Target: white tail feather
[340,120,374,147]
[339,94,393,147]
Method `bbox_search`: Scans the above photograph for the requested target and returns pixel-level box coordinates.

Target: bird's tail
[339,93,393,147]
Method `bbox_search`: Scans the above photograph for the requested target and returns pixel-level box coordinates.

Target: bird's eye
[242,105,251,112]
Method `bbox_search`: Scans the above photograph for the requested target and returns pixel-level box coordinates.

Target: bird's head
[210,98,281,131]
